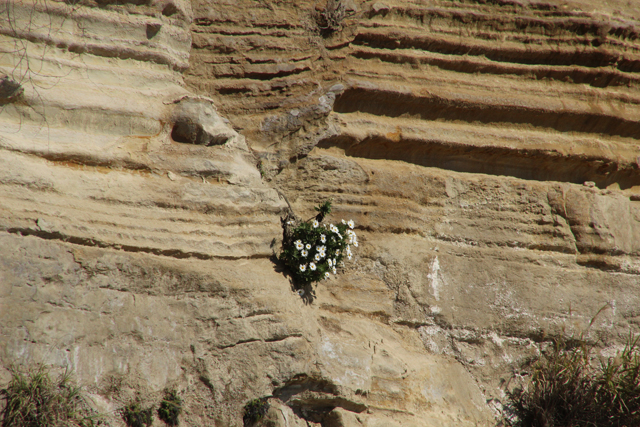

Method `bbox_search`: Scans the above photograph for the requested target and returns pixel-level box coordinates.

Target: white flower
[333,258,336,266]
[300,264,307,272]
[316,245,326,258]
[353,241,358,247]
[295,240,304,250]
[332,266,337,274]
[348,254,352,260]
[348,219,355,229]
[327,259,333,267]
[312,219,319,228]
[314,253,321,261]
[342,219,346,224]
[329,224,338,233]
[347,230,356,243]
[320,234,326,243]
[306,243,311,250]
[324,272,330,279]
[297,289,305,296]
[310,262,316,271]
[336,249,340,255]
[301,249,308,257]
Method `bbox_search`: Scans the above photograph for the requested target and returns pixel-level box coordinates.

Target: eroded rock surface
[2,0,640,426]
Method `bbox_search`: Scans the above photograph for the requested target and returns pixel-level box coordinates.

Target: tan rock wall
[2,0,640,426]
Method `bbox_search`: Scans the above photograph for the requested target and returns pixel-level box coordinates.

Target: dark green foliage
[592,335,640,426]
[0,76,23,104]
[507,334,640,427]
[314,200,332,222]
[256,160,265,179]
[122,402,154,427]
[243,397,269,427]
[158,389,182,426]
[507,340,593,427]
[0,365,102,427]
[279,202,356,285]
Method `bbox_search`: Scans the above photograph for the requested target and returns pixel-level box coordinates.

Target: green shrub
[122,402,154,427]
[158,389,182,426]
[243,397,269,427]
[0,365,102,427]
[314,200,332,222]
[279,201,358,285]
[507,334,640,427]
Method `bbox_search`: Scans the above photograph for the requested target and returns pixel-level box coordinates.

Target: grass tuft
[507,334,640,427]
[158,389,182,426]
[0,365,102,427]
[122,402,154,427]
[243,397,269,427]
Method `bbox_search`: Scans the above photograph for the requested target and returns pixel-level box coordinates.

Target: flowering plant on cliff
[280,201,358,285]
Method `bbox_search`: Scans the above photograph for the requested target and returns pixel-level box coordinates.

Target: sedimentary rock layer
[2,0,640,426]
[188,0,640,417]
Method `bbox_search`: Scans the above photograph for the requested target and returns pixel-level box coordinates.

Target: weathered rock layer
[2,0,640,426]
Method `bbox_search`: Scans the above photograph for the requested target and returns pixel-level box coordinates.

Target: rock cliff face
[1,0,640,426]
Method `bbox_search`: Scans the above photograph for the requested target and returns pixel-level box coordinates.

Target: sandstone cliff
[1,0,640,426]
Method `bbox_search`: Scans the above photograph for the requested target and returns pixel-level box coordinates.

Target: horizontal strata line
[351,31,640,73]
[40,152,152,172]
[245,55,315,64]
[432,234,577,255]
[417,28,618,49]
[318,132,640,189]
[208,77,318,89]
[206,58,312,69]
[351,47,640,88]
[0,28,189,71]
[312,220,577,255]
[374,6,640,41]
[192,27,306,37]
[346,223,577,255]
[2,227,270,261]
[1,193,280,229]
[333,87,640,140]
[193,18,300,30]
[212,65,312,80]
[217,334,303,349]
[1,204,282,234]
[318,304,392,323]
[0,147,153,172]
[87,197,285,218]
[385,2,587,16]
[576,255,640,274]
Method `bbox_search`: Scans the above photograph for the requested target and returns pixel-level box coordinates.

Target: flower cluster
[280,209,358,285]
